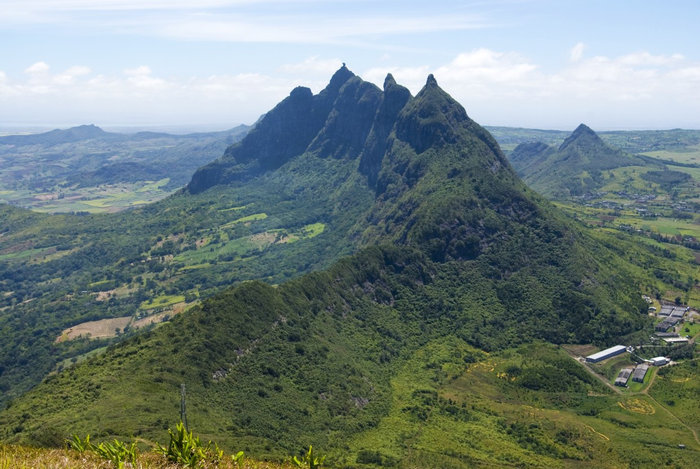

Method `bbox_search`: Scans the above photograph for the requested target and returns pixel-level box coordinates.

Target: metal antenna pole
[180,383,188,431]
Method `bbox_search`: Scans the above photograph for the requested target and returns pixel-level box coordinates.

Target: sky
[1,0,699,130]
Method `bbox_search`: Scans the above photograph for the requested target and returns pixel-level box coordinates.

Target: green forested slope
[0,68,686,467]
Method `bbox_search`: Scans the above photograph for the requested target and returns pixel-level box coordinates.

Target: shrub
[155,421,223,467]
[292,445,326,469]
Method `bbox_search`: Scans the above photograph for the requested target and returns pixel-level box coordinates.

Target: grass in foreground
[0,444,295,469]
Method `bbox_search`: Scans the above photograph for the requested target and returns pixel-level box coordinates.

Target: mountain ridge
[0,68,656,466]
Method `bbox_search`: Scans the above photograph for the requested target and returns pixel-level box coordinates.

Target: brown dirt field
[94,289,116,301]
[132,302,190,329]
[0,241,33,255]
[250,232,276,247]
[56,316,132,342]
[34,194,57,201]
[132,311,171,328]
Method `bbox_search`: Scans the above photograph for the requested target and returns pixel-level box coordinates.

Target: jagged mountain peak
[559,123,603,151]
[425,73,439,88]
[323,64,356,95]
[289,86,313,99]
[187,70,499,193]
[383,73,397,89]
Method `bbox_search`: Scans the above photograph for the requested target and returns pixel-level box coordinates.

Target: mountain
[0,69,679,467]
[509,124,649,197]
[0,124,114,146]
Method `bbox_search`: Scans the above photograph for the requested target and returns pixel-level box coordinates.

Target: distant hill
[0,124,251,207]
[0,67,666,468]
[509,124,653,197]
[0,124,115,146]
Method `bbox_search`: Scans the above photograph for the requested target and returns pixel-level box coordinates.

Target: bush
[155,422,223,467]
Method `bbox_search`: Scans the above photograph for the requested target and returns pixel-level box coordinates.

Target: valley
[0,124,250,213]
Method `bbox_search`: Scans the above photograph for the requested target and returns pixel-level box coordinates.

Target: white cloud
[0,1,491,47]
[124,65,152,76]
[570,42,586,63]
[619,51,684,66]
[668,67,700,80]
[65,65,91,76]
[360,46,700,128]
[279,57,343,75]
[2,47,700,129]
[364,49,540,99]
[24,61,50,74]
[54,65,92,85]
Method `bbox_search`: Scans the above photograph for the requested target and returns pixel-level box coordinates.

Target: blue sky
[1,0,699,130]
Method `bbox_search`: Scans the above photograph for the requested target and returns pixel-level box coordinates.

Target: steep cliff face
[188,66,370,193]
[358,74,412,187]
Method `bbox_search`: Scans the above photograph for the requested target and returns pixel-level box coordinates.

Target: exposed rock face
[189,69,507,195]
[358,73,412,187]
[188,65,371,193]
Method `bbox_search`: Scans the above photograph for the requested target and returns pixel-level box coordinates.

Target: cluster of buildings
[580,302,695,388]
[584,345,670,387]
[614,363,653,387]
[655,304,689,333]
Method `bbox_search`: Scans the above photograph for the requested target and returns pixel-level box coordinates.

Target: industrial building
[615,368,632,386]
[655,332,679,338]
[663,337,689,345]
[659,305,675,316]
[650,356,670,366]
[585,345,627,363]
[632,364,649,383]
[655,317,680,332]
[670,307,687,319]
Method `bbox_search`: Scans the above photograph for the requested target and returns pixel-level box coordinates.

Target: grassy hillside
[0,151,373,406]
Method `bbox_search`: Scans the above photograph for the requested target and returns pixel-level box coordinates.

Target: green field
[219,205,247,212]
[221,212,268,227]
[678,321,700,337]
[140,294,185,310]
[25,182,177,214]
[642,144,700,164]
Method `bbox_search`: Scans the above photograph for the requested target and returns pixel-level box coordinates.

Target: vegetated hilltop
[509,124,653,198]
[0,67,682,467]
[488,126,700,158]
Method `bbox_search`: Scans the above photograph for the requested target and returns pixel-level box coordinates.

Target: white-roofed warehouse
[585,345,627,363]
